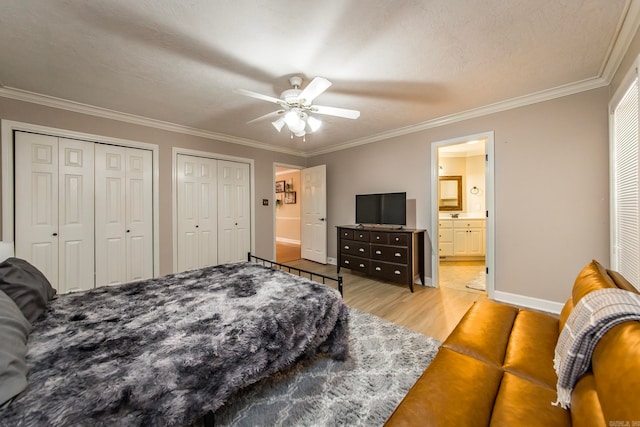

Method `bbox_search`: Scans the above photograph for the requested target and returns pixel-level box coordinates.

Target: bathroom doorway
[431,132,495,297]
[275,166,302,263]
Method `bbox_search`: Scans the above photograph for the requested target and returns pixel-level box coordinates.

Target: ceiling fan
[235,76,360,140]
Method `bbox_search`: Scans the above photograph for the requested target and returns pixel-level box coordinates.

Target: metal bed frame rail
[248,253,343,297]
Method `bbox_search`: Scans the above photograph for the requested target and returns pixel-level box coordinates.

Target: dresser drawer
[370,232,389,244]
[370,261,408,284]
[340,239,370,257]
[341,256,370,273]
[353,230,370,242]
[371,244,408,264]
[340,229,354,240]
[439,220,453,228]
[388,233,409,246]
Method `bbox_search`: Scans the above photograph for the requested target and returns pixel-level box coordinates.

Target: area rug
[211,308,441,426]
[465,270,487,291]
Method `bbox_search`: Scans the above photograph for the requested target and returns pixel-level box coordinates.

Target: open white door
[301,165,327,263]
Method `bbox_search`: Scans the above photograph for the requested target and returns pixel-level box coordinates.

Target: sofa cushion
[572,260,615,306]
[442,300,518,366]
[0,289,31,407]
[503,310,559,389]
[385,348,503,427]
[0,257,56,323]
[571,373,607,427]
[490,373,571,426]
[591,321,640,423]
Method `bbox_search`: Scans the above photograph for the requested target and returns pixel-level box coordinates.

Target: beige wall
[0,97,307,274]
[309,87,610,304]
[439,155,485,214]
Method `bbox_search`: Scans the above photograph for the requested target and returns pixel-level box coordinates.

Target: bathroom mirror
[439,176,462,211]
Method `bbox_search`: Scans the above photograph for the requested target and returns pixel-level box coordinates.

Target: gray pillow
[0,289,31,407]
[0,258,56,323]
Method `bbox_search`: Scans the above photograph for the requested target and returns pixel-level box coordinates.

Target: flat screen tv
[355,192,406,226]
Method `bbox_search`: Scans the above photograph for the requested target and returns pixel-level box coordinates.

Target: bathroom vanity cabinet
[438,218,485,258]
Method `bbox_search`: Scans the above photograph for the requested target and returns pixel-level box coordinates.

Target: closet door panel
[15,132,59,290]
[217,161,250,263]
[95,145,127,286]
[176,155,217,272]
[197,160,217,268]
[126,148,153,282]
[58,138,94,293]
[177,155,199,271]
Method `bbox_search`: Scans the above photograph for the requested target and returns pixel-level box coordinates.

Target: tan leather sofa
[385,260,640,426]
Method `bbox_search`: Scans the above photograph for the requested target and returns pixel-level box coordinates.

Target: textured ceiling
[0,0,633,155]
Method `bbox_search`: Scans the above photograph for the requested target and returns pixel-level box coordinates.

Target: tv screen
[356,192,406,226]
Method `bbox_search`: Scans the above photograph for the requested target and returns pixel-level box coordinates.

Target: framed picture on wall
[284,191,296,204]
[275,180,285,193]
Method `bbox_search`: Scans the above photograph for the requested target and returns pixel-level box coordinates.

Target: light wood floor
[439,260,486,293]
[276,243,485,342]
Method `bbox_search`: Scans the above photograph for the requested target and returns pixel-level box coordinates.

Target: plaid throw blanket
[552,288,640,409]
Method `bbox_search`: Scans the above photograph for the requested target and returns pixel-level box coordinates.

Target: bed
[0,255,348,426]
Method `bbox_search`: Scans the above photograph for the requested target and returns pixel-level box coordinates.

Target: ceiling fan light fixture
[272,117,285,132]
[284,109,306,134]
[307,116,322,132]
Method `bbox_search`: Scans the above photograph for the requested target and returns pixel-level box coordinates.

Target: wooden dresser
[336,225,425,292]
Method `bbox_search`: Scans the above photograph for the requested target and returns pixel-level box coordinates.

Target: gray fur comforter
[1,262,349,426]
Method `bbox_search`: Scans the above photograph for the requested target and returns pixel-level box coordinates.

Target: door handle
[126,230,130,233]
[52,233,58,236]
[319,218,326,221]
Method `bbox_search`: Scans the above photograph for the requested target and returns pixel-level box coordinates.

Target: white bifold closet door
[217,160,251,264]
[15,132,95,294]
[176,154,218,272]
[176,156,250,271]
[95,144,153,286]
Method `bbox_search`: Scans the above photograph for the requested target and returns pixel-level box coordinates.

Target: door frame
[272,162,305,261]
[430,131,495,299]
[171,147,255,272]
[1,119,161,278]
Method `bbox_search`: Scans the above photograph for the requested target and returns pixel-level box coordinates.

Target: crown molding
[601,0,640,82]
[307,76,609,156]
[0,86,306,157]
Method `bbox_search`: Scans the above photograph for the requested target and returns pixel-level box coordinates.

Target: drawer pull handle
[375,267,381,271]
[395,253,401,257]
[344,245,350,249]
[359,263,365,268]
[345,260,350,265]
[375,250,382,255]
[394,270,401,275]
[395,237,399,241]
[376,236,380,240]
[359,248,365,252]
[359,234,364,238]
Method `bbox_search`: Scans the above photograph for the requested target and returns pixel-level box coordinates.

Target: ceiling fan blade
[298,77,332,104]
[247,110,284,124]
[311,105,360,119]
[235,88,283,105]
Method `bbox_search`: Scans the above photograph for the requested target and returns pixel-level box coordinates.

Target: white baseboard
[327,257,337,265]
[276,237,301,245]
[493,290,564,314]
